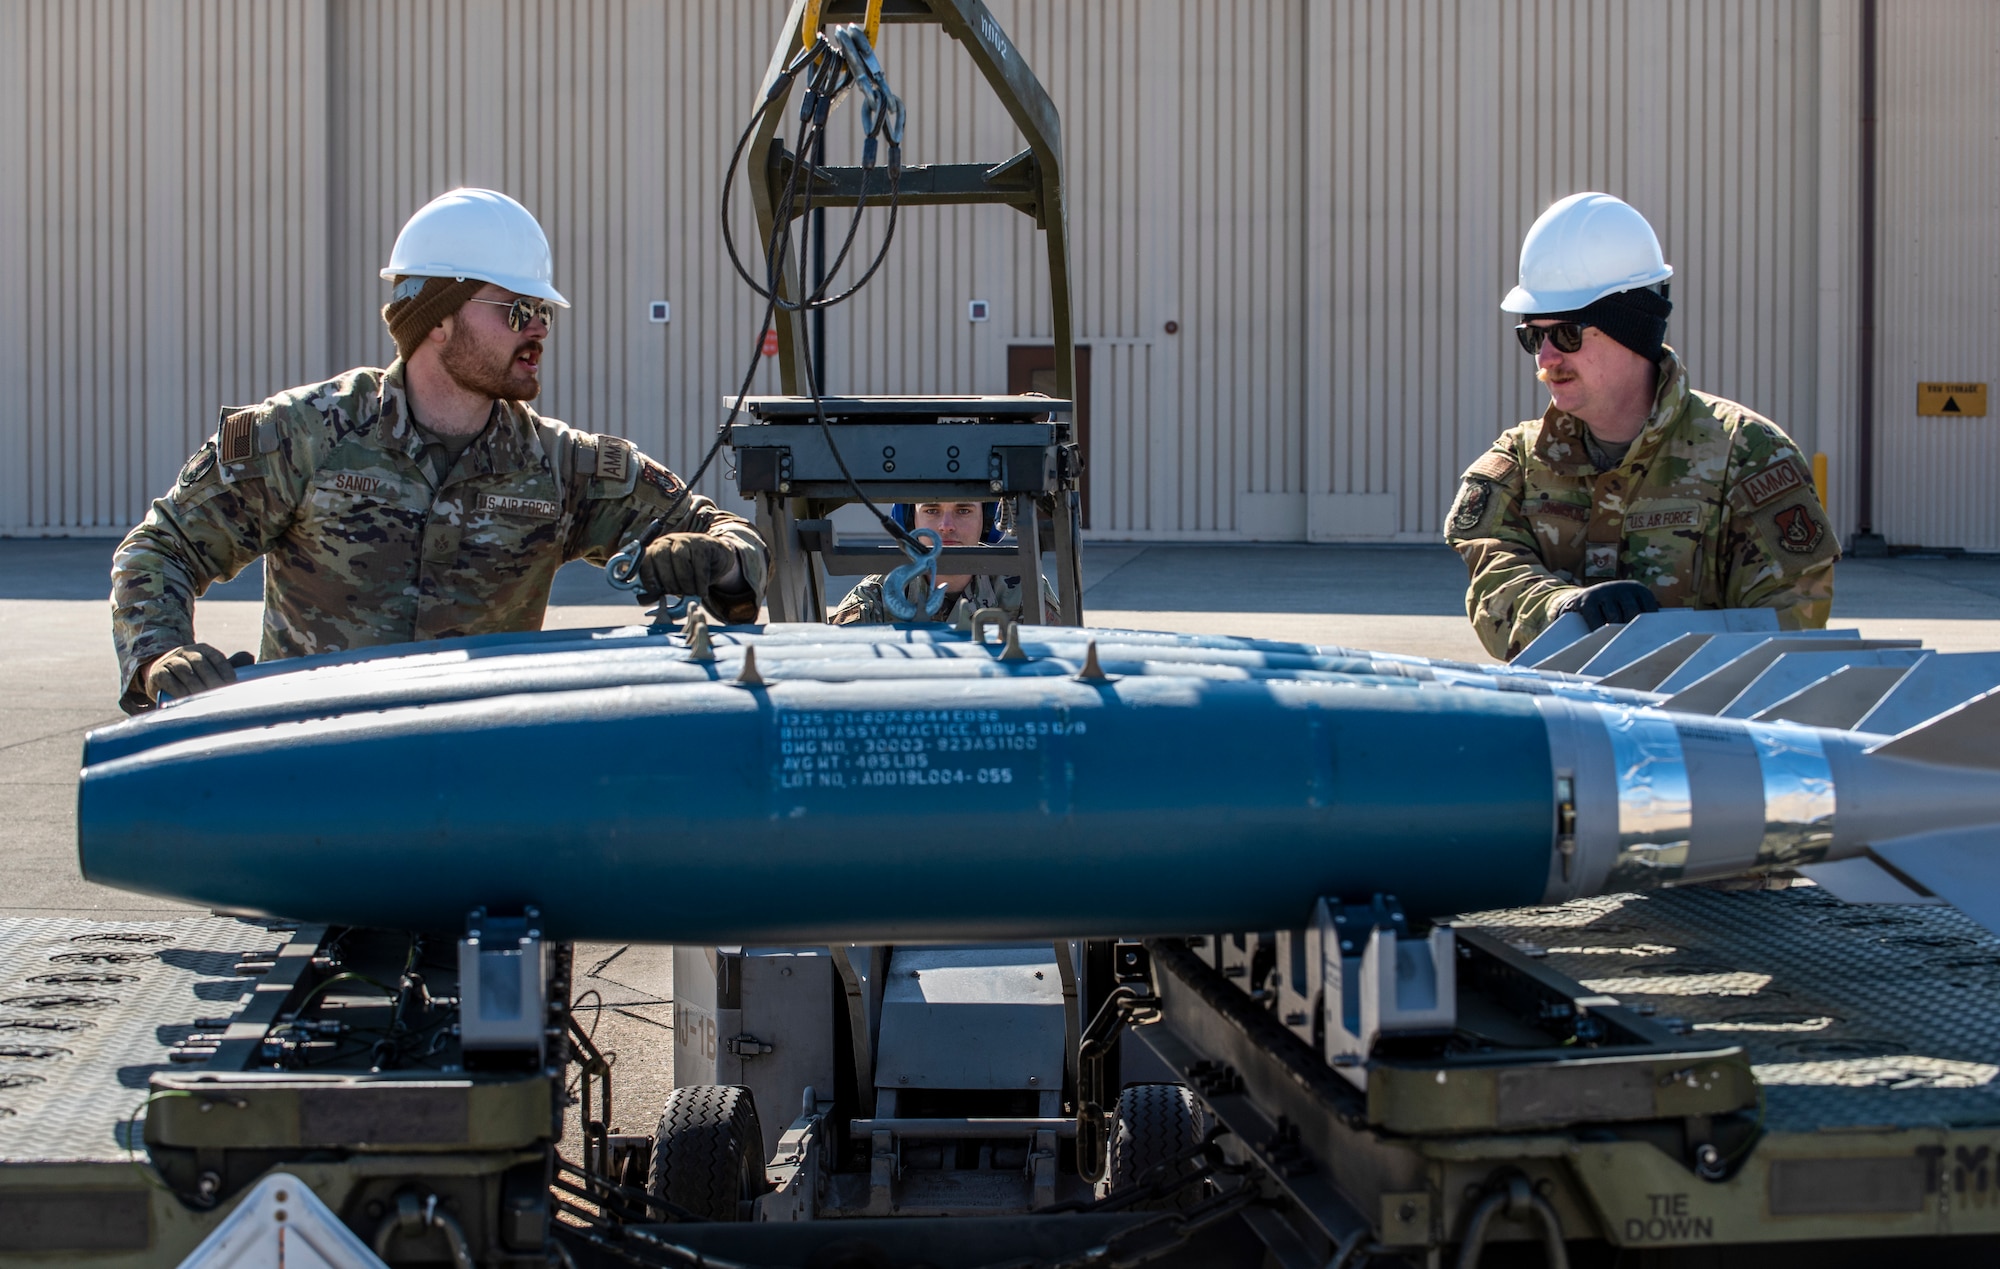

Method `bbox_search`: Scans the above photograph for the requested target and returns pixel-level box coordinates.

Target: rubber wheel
[1106,1083,1208,1210]
[646,1085,767,1221]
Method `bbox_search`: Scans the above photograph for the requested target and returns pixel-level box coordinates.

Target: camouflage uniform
[830,570,1059,626]
[1446,349,1838,661]
[112,361,767,710]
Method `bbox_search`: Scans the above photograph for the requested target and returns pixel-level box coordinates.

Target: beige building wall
[1874,0,2000,551]
[0,1,1989,549]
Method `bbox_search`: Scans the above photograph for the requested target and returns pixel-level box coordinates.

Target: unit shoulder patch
[641,459,685,501]
[178,444,217,489]
[1467,451,1518,483]
[1447,478,1493,535]
[1771,501,1827,555]
[1740,459,1807,509]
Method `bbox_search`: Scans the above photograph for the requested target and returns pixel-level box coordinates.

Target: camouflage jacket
[112,362,767,711]
[1445,350,1838,661]
[830,570,1058,626]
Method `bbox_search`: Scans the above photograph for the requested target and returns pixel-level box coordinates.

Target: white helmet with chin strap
[381,188,570,307]
[1502,192,1671,314]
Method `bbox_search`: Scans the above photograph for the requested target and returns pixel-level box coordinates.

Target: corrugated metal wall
[1875,0,2000,551]
[1309,0,1834,543]
[0,0,1982,547]
[4,0,329,534]
[323,0,790,483]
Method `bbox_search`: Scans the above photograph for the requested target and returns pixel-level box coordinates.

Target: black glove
[636,533,741,605]
[1555,581,1661,631]
[144,644,253,705]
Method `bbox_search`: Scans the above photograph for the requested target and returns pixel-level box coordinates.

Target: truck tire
[1106,1083,1207,1210]
[647,1085,767,1221]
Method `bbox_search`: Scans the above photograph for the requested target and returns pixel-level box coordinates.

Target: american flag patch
[219,410,257,463]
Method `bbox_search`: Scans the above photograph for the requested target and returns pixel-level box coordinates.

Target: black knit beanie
[1531,286,1673,363]
[381,275,488,362]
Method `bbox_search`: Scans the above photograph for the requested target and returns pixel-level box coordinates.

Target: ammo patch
[477,493,559,520]
[1468,451,1517,482]
[218,411,257,464]
[641,459,684,500]
[177,444,217,489]
[597,436,633,482]
[1741,460,1806,509]
[1773,502,1826,554]
[1626,505,1702,532]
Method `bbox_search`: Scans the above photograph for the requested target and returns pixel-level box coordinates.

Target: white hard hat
[1501,192,1672,314]
[380,188,570,306]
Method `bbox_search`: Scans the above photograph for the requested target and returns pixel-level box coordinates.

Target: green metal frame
[744,0,1084,625]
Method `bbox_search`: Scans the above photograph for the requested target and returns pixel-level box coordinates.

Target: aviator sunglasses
[1514,322,1588,355]
[464,296,557,332]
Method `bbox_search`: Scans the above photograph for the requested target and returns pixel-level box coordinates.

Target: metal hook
[607,521,692,621]
[882,527,946,621]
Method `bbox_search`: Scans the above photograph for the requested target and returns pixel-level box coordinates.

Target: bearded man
[111,188,766,712]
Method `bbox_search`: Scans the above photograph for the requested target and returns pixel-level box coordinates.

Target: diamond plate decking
[1471,885,2000,1135]
[0,916,287,1162]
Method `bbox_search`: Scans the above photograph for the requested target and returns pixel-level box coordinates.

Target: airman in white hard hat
[110,189,768,711]
[1445,192,1838,661]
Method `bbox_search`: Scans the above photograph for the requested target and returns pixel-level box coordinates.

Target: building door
[1008,345,1091,528]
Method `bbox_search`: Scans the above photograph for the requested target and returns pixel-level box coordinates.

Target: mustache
[514,340,543,359]
[1537,366,1575,384]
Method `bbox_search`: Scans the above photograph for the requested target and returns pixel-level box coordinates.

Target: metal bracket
[1074,979,1162,1184]
[1319,895,1456,1089]
[726,1033,776,1058]
[457,907,548,1064]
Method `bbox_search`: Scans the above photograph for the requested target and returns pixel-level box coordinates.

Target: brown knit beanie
[382,275,488,362]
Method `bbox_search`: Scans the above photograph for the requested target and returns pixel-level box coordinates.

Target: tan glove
[143,644,251,706]
[636,533,742,605]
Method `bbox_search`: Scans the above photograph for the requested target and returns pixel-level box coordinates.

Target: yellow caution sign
[1918,382,1988,417]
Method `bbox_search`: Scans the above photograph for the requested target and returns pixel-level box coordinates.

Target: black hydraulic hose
[625,25,919,600]
[636,73,826,540]
[718,38,899,313]
[787,107,911,545]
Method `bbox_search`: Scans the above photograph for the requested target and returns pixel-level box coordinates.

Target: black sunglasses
[1515,322,1588,355]
[465,296,557,333]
